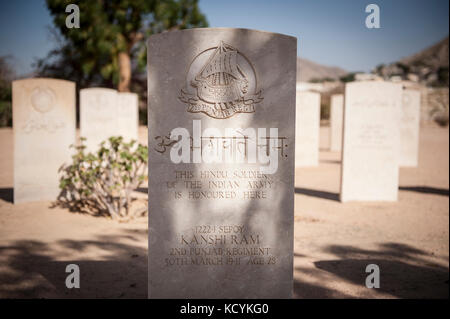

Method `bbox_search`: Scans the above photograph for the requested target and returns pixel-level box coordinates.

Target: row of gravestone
[296,88,420,167]
[295,83,421,202]
[12,79,138,204]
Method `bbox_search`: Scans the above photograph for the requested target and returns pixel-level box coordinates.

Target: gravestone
[400,89,420,167]
[80,88,120,152]
[330,94,344,152]
[340,81,402,202]
[13,78,75,203]
[117,92,139,143]
[147,28,296,298]
[295,91,320,167]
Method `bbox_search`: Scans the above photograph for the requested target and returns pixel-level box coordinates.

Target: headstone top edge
[117,92,138,96]
[403,88,421,93]
[12,78,75,86]
[296,90,320,96]
[80,87,117,93]
[346,80,403,89]
[146,27,297,44]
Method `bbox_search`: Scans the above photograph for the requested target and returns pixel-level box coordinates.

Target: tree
[396,62,410,76]
[434,66,449,87]
[0,56,14,127]
[339,72,357,83]
[37,0,208,92]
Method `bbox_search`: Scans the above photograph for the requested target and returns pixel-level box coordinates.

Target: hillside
[297,57,347,82]
[400,37,449,69]
[375,36,449,86]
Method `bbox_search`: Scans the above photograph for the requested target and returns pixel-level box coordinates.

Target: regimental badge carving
[31,86,55,113]
[179,41,263,119]
[22,86,65,134]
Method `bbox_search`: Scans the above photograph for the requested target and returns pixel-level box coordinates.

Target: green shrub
[0,64,12,127]
[0,100,12,127]
[58,136,148,221]
[320,102,330,120]
[434,112,449,127]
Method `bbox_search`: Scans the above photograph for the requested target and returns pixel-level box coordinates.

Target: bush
[428,88,449,127]
[434,112,449,127]
[320,102,330,120]
[0,56,13,127]
[0,100,12,127]
[339,72,357,83]
[58,136,148,221]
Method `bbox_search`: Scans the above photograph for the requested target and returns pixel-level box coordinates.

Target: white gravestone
[80,89,139,152]
[400,89,420,167]
[117,92,139,143]
[80,88,118,152]
[147,28,296,298]
[13,78,76,203]
[330,94,344,152]
[295,91,320,167]
[340,81,402,202]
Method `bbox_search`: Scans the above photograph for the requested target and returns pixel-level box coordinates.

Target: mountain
[400,37,448,69]
[297,57,347,82]
[375,36,449,87]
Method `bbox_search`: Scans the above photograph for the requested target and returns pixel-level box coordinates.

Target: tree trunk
[118,51,131,92]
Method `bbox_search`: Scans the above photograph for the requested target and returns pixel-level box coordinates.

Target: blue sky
[0,0,448,76]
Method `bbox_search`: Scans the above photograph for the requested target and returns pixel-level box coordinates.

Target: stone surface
[295,91,320,167]
[330,94,344,152]
[13,78,75,203]
[117,92,139,143]
[400,89,421,167]
[147,28,296,298]
[340,81,402,202]
[80,88,118,152]
[80,90,139,151]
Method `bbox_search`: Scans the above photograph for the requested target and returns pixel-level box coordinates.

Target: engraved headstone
[400,89,420,167]
[13,78,76,203]
[80,88,118,152]
[295,91,320,167]
[340,81,402,202]
[147,28,296,298]
[330,94,344,152]
[117,92,139,143]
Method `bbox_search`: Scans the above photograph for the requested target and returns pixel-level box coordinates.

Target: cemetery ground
[0,125,448,298]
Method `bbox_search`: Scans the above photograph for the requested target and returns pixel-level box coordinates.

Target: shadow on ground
[294,186,450,202]
[399,186,449,197]
[2,237,448,298]
[294,242,449,298]
[0,187,13,203]
[136,187,147,194]
[295,187,339,202]
[0,231,147,298]
[319,159,341,164]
